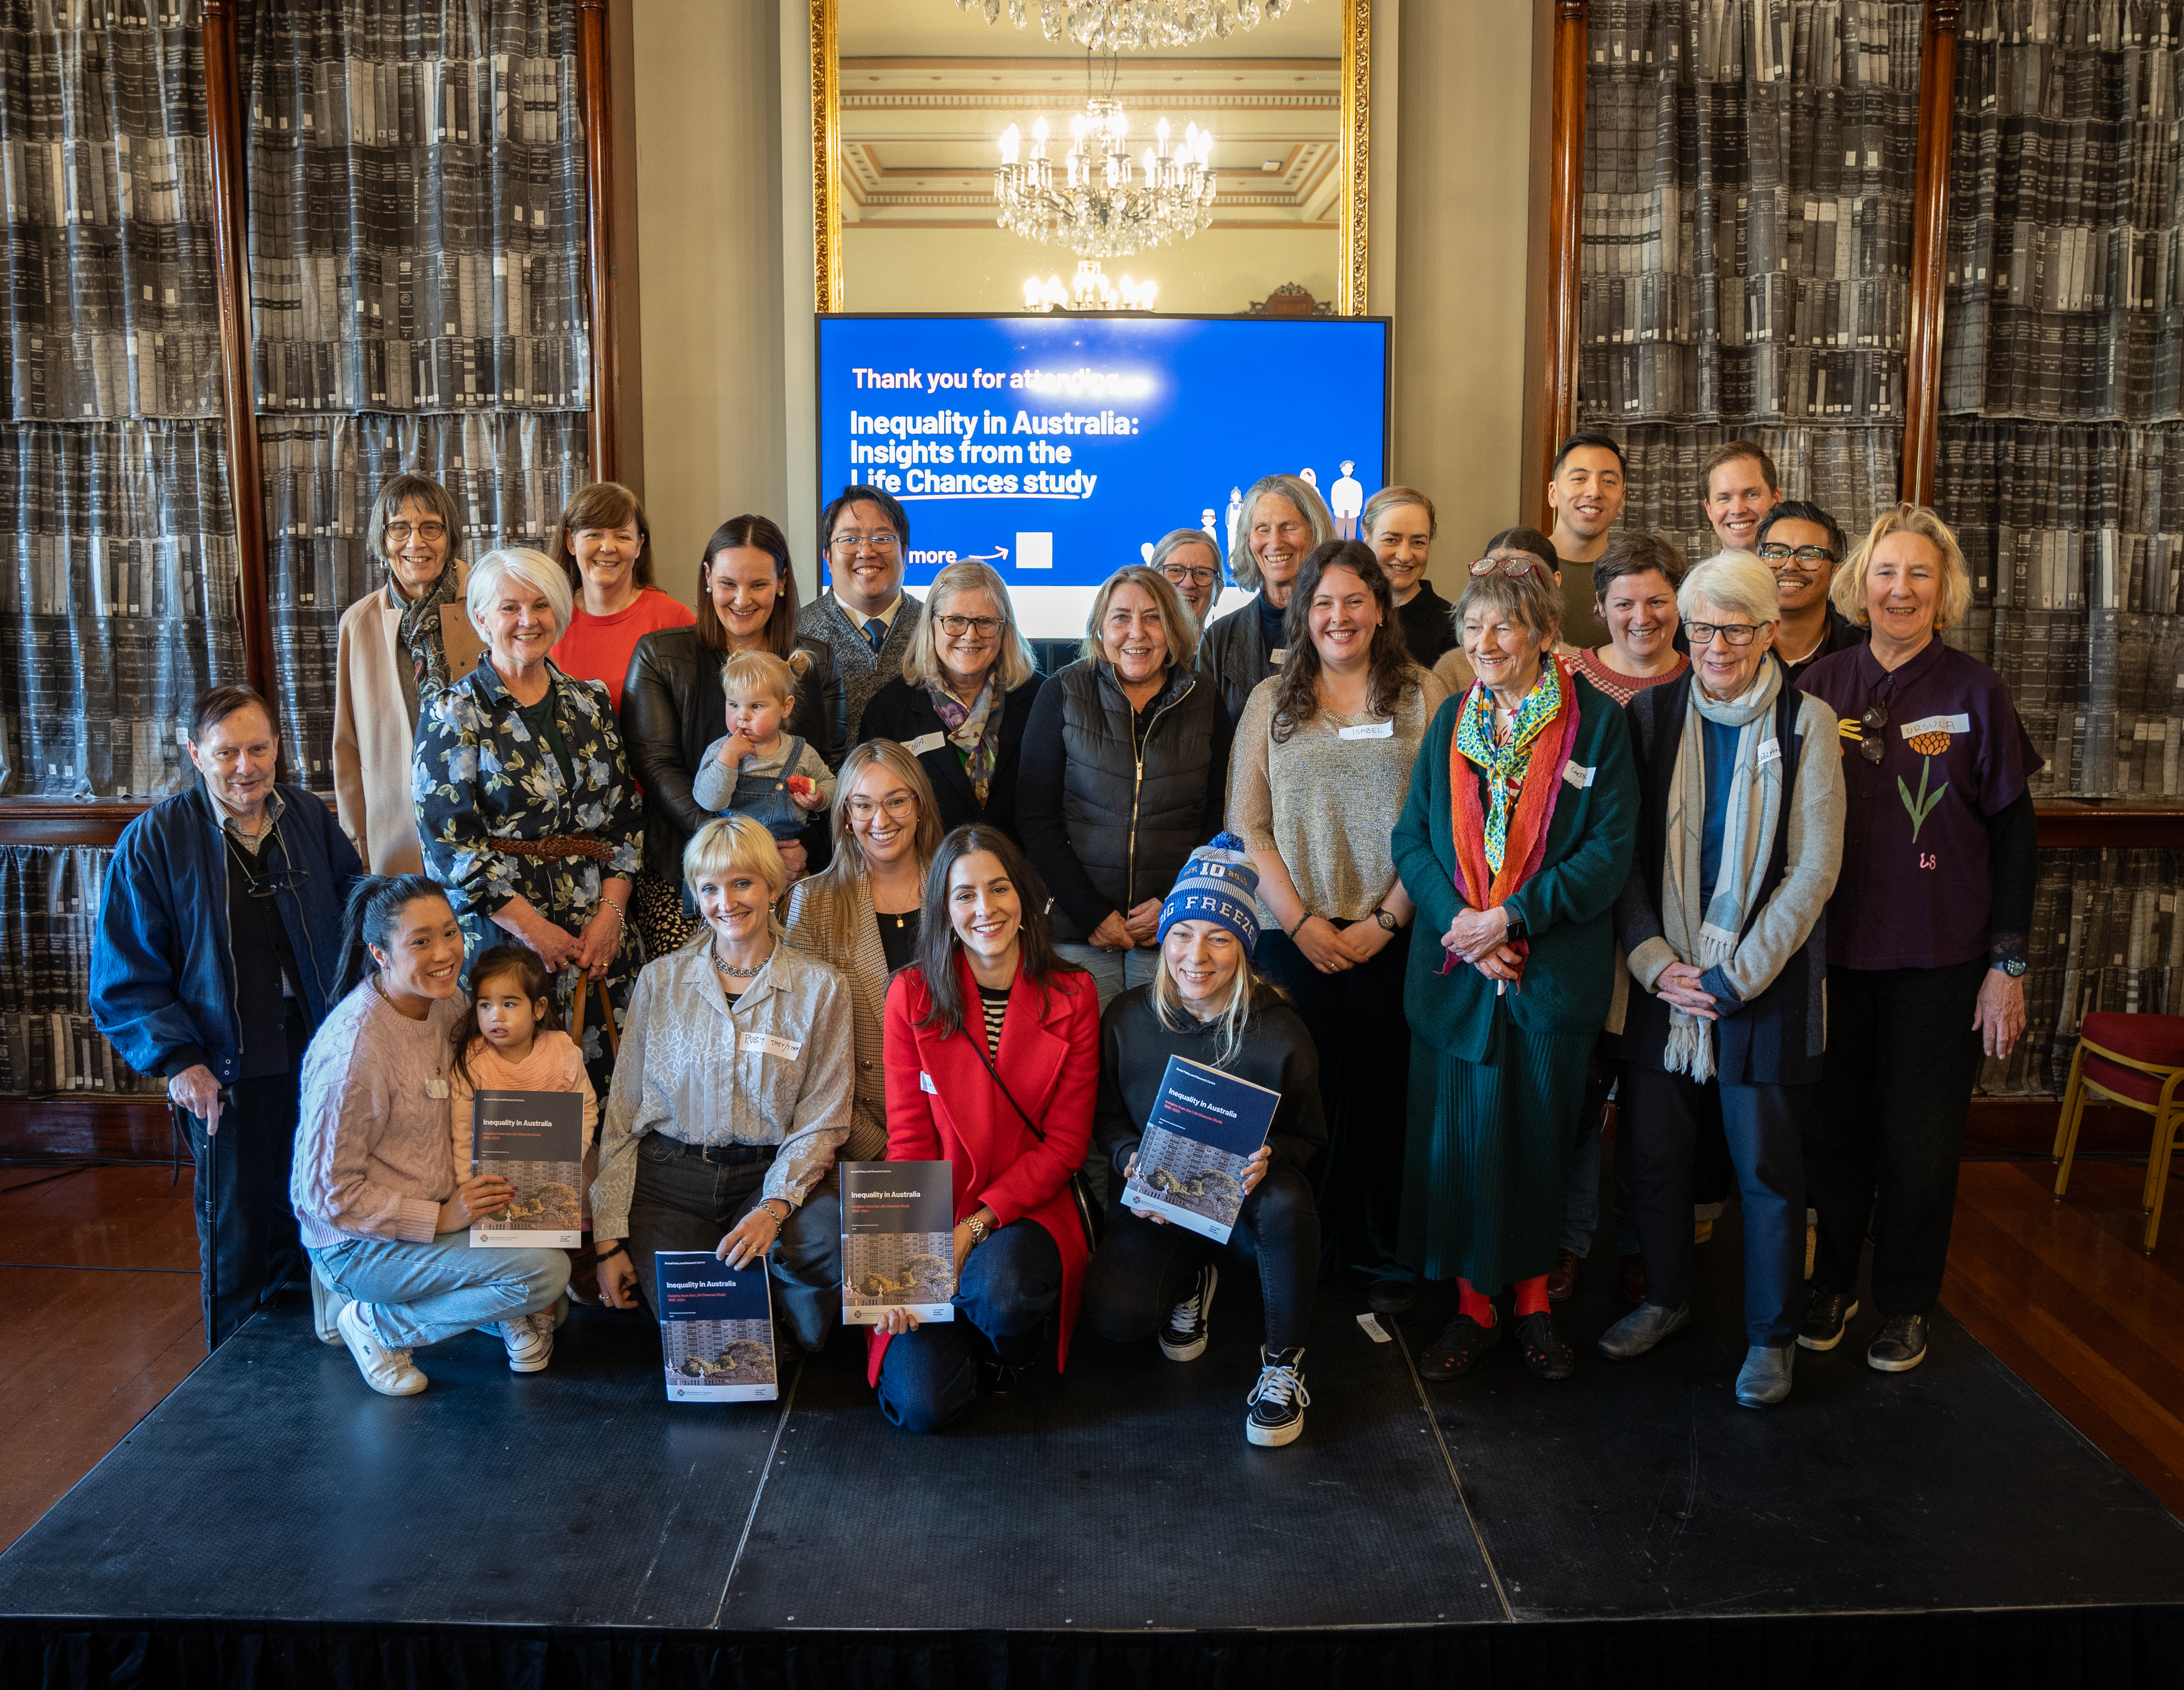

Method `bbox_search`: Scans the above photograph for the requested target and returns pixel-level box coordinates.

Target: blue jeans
[1051,941,1160,1013]
[875,1219,1062,1434]
[309,1230,570,1350]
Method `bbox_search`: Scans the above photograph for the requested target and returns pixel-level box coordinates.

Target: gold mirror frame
[811,0,1369,315]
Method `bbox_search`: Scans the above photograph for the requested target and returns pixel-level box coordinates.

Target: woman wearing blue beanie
[1081,836,1329,1447]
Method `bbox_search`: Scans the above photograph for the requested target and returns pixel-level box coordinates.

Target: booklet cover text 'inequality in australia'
[470,1090,584,1248]
[656,1251,779,1402]
[840,1160,956,1324]
[1122,1055,1278,1244]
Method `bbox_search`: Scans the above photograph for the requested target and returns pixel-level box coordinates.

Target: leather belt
[667,1137,777,1167]
[497,834,614,863]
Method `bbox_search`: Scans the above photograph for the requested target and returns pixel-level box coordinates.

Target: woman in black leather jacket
[620,515,840,953]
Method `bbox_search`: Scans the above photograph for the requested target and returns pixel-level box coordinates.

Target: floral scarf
[928,675,1004,806]
[389,558,463,724]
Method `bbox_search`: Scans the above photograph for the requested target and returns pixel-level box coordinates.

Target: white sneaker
[499,1316,554,1373]
[310,1262,350,1346]
[336,1300,427,1396]
[1160,1263,1218,1362]
[540,1291,571,1332]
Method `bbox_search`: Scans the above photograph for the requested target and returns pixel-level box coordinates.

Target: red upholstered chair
[2051,1012,2184,1255]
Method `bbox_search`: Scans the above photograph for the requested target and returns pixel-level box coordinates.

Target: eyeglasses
[1163,565,1221,587]
[829,532,899,553]
[1469,551,1549,579]
[1858,702,1888,764]
[847,793,918,822]
[1758,543,1838,568]
[223,830,310,899]
[385,521,447,544]
[1683,620,1765,647]
[936,614,1004,637]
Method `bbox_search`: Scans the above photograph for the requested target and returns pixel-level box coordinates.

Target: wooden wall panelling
[1535,0,1587,531]
[580,0,621,487]
[1899,0,1962,505]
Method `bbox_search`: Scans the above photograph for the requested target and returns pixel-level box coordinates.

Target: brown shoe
[1546,1247,1585,1302]
[1619,1251,1646,1306]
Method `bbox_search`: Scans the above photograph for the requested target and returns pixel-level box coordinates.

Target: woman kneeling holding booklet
[1081,837,1327,1447]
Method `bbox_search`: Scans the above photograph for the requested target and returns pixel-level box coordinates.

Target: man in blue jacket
[91,686,364,1347]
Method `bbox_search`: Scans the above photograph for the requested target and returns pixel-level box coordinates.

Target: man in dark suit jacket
[797,483,924,750]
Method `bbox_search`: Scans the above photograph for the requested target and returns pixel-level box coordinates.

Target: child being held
[691,648,836,841]
[450,946,601,1330]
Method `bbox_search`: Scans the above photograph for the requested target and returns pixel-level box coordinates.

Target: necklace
[713,951,766,979]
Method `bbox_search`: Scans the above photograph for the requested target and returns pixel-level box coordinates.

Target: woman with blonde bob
[1082,837,1328,1447]
[861,559,1046,840]
[1793,505,2037,1376]
[784,740,946,1167]
[591,815,856,1350]
[1018,564,1235,1010]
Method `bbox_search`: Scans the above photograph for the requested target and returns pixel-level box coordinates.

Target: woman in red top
[873,825,1099,1432]
[546,482,693,712]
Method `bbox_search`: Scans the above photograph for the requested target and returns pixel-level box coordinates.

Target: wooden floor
[0,1155,2179,1557]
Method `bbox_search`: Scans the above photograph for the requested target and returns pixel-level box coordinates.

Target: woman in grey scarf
[1601,552,1844,1408]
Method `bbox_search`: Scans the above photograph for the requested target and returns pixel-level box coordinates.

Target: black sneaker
[1159,1262,1218,1361]
[1417,1311,1498,1381]
[1796,1288,1860,1352]
[1246,1345,1309,1447]
[1866,1313,1928,1373]
[1366,1277,1418,1316]
[1514,1310,1575,1380]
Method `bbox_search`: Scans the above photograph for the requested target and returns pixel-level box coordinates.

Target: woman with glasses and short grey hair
[1150,527,1226,631]
[860,559,1047,842]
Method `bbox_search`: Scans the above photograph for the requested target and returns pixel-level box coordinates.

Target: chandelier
[1023,260,1159,313]
[995,98,1216,258]
[958,0,1303,51]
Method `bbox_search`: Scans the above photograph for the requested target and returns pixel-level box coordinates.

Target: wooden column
[579,0,620,486]
[200,0,273,707]
[1536,0,1588,530]
[1899,0,1962,506]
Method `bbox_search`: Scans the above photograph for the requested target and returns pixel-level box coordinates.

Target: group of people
[88,432,2034,1444]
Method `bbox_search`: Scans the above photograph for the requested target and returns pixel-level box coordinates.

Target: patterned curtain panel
[1579,0,1920,537]
[0,844,162,1097]
[243,0,592,791]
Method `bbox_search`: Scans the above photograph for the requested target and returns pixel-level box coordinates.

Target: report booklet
[468,1090,584,1249]
[840,1160,956,1324]
[1122,1055,1279,1244]
[655,1251,779,1403]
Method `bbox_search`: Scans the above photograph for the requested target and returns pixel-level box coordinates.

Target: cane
[568,971,619,1057]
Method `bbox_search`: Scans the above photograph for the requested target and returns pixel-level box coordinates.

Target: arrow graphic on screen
[958,546,1010,564]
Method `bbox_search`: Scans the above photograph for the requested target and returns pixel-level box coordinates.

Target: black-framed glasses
[224,829,311,898]
[384,521,447,543]
[1758,542,1837,567]
[936,614,1004,637]
[1469,550,1549,579]
[829,532,899,553]
[1684,620,1764,647]
[1859,702,1888,764]
[1163,564,1220,587]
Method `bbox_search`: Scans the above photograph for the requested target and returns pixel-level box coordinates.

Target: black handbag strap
[966,1021,1048,1144]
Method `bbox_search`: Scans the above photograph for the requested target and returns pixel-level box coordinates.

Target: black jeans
[182,1060,305,1349]
[1083,1161,1320,1353]
[1256,922,1411,1281]
[624,1136,844,1352]
[875,1219,1063,1434]
[1623,1066,1807,1347]
[1804,958,1987,1317]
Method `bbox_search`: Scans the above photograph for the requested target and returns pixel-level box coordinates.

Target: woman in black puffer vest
[1018,564,1235,1011]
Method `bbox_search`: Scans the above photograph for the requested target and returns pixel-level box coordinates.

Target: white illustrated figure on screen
[1331,460,1364,539]
[1201,508,1218,542]
[1299,466,1319,489]
[1141,541,1156,564]
[1225,487,1244,554]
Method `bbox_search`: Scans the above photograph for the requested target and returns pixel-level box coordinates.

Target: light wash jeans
[309,1230,570,1350]
[1052,941,1161,1013]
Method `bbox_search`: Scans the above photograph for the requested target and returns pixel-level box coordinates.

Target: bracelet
[1287,910,1312,939]
[758,1198,789,1226]
[596,900,624,934]
[593,1241,627,1264]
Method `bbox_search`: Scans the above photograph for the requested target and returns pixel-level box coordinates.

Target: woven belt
[667,1137,777,1167]
[497,834,614,863]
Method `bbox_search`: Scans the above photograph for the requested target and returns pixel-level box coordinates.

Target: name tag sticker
[1270,647,1287,665]
[427,1076,450,1099]
[905,731,946,757]
[1757,738,1783,766]
[1562,761,1597,790]
[1338,719,1395,741]
[920,1070,938,1095]
[743,1032,802,1061]
[1901,713,1971,739]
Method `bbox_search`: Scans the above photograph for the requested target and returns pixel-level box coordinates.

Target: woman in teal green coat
[1390,543,1637,1384]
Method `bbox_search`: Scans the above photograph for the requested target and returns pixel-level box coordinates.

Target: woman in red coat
[873,824,1099,1432]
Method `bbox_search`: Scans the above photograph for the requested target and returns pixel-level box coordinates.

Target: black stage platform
[4,1208,2183,1688]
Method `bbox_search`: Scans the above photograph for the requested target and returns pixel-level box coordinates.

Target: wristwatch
[1994,956,2028,978]
[1372,906,1398,932]
[1504,913,1529,943]
[963,1212,991,1247]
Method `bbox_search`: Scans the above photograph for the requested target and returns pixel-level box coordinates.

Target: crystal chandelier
[1023,260,1159,313]
[995,98,1215,259]
[959,0,1303,51]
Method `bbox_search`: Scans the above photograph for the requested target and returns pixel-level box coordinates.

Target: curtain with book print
[1578,0,1922,564]
[241,0,593,795]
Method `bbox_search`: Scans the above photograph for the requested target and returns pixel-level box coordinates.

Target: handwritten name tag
[920,1070,938,1095]
[1562,761,1597,790]
[1757,738,1783,766]
[1337,719,1395,741]
[426,1076,450,1099]
[1270,647,1287,665]
[905,731,946,757]
[743,1032,802,1061]
[1900,713,1971,740]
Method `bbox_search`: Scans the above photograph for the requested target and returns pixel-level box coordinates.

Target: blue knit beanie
[1157,832,1262,954]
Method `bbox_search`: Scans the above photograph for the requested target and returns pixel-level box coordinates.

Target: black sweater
[1094,981,1327,1182]
[859,671,1046,845]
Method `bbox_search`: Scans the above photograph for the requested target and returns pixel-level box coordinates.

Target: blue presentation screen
[816,314,1391,638]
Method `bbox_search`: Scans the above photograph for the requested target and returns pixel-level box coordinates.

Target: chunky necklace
[713,951,766,979]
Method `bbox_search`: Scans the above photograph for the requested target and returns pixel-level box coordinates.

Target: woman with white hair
[1149,527,1225,631]
[413,545,645,1088]
[1599,553,1844,1408]
[1794,505,2037,1377]
[860,558,1047,842]
[1197,473,1335,722]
